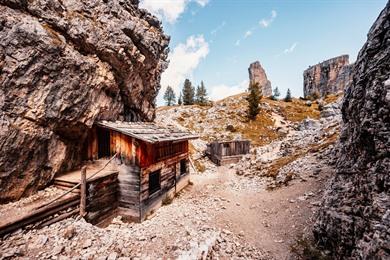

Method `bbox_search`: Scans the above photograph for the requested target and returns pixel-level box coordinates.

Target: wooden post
[80,166,87,217]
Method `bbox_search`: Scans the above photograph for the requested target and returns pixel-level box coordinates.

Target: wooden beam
[80,166,87,217]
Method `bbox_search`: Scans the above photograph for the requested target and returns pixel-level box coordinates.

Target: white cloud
[236,9,277,46]
[244,30,252,38]
[283,42,298,54]
[140,0,209,24]
[209,80,249,101]
[211,21,226,35]
[195,0,209,7]
[259,10,277,28]
[160,35,209,95]
[275,42,298,57]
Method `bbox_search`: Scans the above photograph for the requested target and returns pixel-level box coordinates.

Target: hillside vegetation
[157,93,335,147]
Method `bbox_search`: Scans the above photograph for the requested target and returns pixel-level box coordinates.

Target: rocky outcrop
[303,55,353,98]
[248,61,272,97]
[0,0,169,202]
[314,2,390,259]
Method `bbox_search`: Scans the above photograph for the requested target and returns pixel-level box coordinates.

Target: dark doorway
[149,170,161,195]
[97,127,110,158]
[180,159,187,175]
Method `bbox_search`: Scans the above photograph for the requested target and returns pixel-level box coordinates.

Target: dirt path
[190,165,330,259]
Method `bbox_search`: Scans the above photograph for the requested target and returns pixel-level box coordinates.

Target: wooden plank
[92,127,98,160]
[80,166,87,217]
[0,195,79,236]
[38,208,79,229]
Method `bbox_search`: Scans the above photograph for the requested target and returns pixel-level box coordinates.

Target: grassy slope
[158,93,339,147]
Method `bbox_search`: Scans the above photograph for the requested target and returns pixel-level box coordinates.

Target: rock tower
[248,61,272,97]
[303,55,353,98]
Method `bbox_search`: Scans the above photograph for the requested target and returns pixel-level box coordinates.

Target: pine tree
[271,86,281,100]
[182,79,195,105]
[284,88,292,102]
[246,82,262,120]
[195,81,208,106]
[178,93,183,105]
[163,86,176,106]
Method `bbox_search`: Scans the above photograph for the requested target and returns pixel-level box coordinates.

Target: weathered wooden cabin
[206,140,251,166]
[82,121,198,222]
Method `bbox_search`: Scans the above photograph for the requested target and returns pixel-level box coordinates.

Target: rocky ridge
[314,3,390,259]
[249,61,272,97]
[303,55,353,98]
[0,0,169,202]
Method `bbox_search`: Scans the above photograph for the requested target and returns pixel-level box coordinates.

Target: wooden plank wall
[208,140,250,158]
[117,164,141,219]
[85,172,118,225]
[137,141,187,168]
[110,131,132,164]
[84,126,133,163]
[139,153,189,220]
[84,127,98,160]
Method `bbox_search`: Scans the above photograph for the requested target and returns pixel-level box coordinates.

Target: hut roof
[96,121,198,144]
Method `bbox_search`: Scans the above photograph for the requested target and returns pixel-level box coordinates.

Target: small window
[149,170,161,195]
[223,143,229,148]
[180,159,187,175]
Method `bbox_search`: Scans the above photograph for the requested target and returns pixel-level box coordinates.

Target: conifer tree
[284,88,292,102]
[195,81,208,105]
[246,82,262,120]
[163,86,176,106]
[178,93,183,105]
[182,79,195,105]
[271,86,281,100]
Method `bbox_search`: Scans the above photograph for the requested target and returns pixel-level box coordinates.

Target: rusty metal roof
[96,121,198,143]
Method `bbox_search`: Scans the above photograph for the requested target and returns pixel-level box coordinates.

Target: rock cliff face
[314,3,390,259]
[248,61,272,97]
[0,0,169,202]
[303,55,353,98]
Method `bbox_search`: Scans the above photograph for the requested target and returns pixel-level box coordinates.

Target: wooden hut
[206,140,251,166]
[82,121,198,222]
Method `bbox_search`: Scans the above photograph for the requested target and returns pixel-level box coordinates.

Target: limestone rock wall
[314,2,390,259]
[303,55,353,98]
[0,0,169,202]
[248,61,272,97]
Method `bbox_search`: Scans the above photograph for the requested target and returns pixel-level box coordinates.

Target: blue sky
[139,0,388,105]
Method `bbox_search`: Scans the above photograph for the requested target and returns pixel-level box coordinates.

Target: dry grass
[215,93,246,105]
[188,142,197,156]
[308,131,339,153]
[237,112,280,146]
[264,98,321,122]
[266,151,306,179]
[194,160,206,173]
[323,94,341,104]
